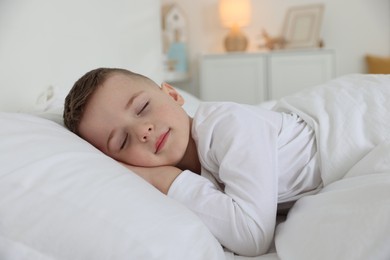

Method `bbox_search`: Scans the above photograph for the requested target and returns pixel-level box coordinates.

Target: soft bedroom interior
[0,0,389,110]
[0,1,390,260]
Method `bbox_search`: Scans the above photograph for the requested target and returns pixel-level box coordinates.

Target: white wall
[0,0,162,112]
[1,0,388,107]
[162,0,390,95]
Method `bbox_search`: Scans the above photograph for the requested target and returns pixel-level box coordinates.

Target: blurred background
[0,0,389,109]
[161,0,389,94]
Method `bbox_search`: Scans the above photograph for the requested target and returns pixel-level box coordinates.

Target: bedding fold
[272,74,390,260]
[274,74,390,185]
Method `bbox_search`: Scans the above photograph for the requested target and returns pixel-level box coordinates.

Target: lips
[155,129,170,153]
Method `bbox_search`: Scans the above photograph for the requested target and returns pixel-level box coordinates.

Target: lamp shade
[219,0,252,28]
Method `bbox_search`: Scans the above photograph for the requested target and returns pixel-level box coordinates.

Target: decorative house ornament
[161,3,189,82]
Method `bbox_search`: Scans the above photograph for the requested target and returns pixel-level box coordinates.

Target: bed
[1,73,390,260]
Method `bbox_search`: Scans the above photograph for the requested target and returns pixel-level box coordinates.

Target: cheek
[154,103,172,115]
[118,147,155,167]
[80,128,107,153]
[159,104,189,126]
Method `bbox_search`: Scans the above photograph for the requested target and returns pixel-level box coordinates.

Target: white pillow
[0,112,224,260]
[176,88,201,117]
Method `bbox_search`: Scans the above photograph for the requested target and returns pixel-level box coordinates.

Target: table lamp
[219,0,252,52]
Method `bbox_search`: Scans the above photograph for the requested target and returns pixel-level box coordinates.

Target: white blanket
[271,74,390,260]
[274,74,390,185]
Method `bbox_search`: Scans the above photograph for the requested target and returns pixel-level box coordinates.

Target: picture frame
[282,4,324,49]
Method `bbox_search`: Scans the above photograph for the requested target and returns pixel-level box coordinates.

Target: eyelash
[120,134,128,150]
[120,101,149,150]
[137,101,149,115]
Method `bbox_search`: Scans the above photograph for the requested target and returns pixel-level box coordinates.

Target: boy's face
[78,73,191,167]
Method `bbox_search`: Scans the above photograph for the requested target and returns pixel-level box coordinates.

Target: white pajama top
[168,102,321,256]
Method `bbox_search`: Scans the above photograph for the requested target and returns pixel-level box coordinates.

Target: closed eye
[120,134,128,150]
[137,101,149,115]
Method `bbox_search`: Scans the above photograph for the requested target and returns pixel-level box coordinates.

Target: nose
[137,124,153,142]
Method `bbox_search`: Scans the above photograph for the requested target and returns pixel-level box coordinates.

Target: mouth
[155,129,170,154]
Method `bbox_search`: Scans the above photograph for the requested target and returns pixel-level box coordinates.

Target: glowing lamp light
[219,0,252,52]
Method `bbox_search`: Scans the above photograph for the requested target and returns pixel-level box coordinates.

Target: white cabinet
[200,55,267,104]
[200,49,335,104]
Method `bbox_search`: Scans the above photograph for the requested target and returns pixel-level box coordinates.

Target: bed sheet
[229,74,390,259]
[274,74,390,185]
[272,74,390,260]
[276,172,390,259]
[1,74,390,259]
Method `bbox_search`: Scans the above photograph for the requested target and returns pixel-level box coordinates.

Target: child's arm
[121,164,182,195]
[168,104,282,256]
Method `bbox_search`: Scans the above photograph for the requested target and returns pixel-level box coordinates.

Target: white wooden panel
[199,50,335,104]
[200,55,266,104]
[269,51,335,99]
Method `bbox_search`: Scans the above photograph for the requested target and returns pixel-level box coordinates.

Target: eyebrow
[106,90,144,152]
[125,90,143,110]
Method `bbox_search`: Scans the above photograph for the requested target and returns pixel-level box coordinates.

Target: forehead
[103,73,145,91]
[92,73,153,100]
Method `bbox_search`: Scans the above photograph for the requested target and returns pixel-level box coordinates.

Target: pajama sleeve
[168,104,280,256]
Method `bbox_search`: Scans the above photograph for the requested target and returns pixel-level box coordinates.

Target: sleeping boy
[63,67,322,256]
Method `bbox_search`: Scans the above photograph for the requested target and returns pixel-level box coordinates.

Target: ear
[160,82,185,106]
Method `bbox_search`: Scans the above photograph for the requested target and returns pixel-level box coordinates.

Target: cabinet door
[269,51,335,99]
[200,55,266,104]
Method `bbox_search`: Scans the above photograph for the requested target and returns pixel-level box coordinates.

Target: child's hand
[120,163,182,195]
